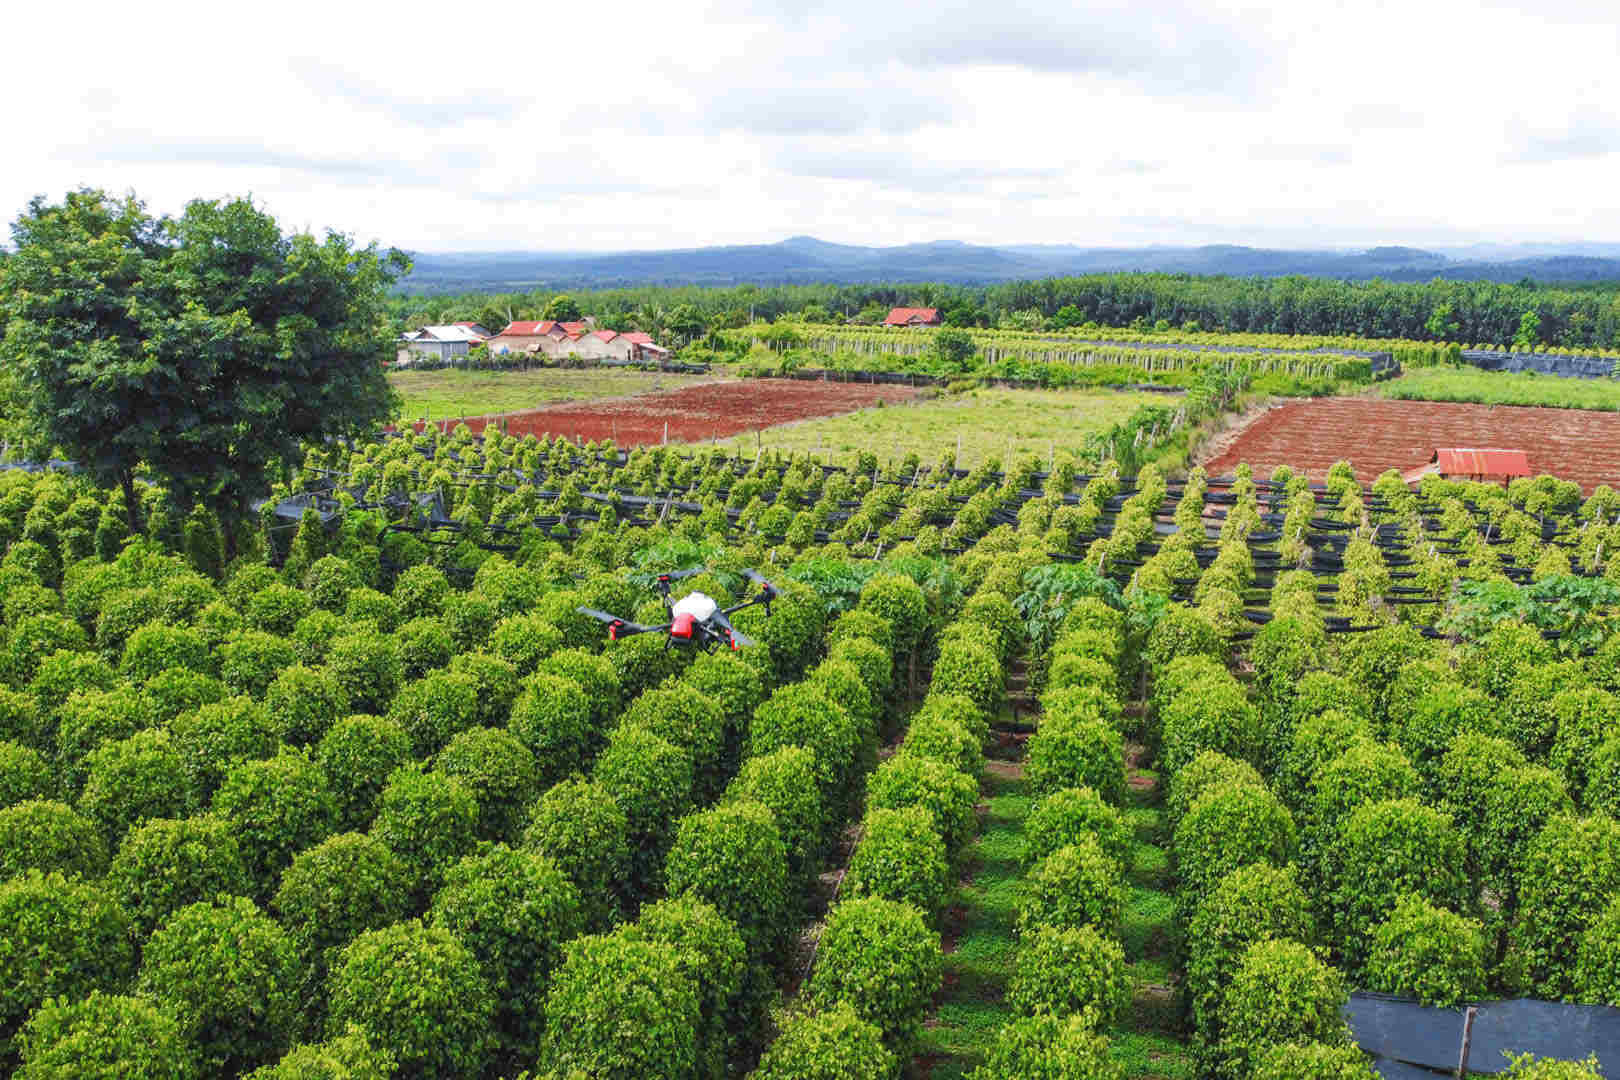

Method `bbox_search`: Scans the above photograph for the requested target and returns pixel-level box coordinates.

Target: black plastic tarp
[1471,999,1620,1071]
[1368,1055,1450,1080]
[1461,350,1614,379]
[1346,992,1620,1074]
[1348,994,1468,1069]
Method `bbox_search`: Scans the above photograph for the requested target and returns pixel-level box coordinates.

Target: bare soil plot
[411,378,922,446]
[1202,398,1620,492]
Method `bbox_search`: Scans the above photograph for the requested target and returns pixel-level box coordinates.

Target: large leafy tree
[542,294,582,322]
[1,188,405,552]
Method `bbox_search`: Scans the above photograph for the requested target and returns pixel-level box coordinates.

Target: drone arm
[721,595,769,618]
[576,606,669,641]
[722,575,778,618]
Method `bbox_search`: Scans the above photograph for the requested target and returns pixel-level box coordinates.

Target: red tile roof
[496,319,582,338]
[884,307,940,326]
[621,332,654,345]
[1432,448,1531,477]
[592,330,618,342]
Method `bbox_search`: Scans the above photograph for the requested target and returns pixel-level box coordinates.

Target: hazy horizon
[6,0,1617,254]
[397,237,1620,257]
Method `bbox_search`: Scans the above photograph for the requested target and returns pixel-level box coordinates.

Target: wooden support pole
[1455,1006,1478,1079]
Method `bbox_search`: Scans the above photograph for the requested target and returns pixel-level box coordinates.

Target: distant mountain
[395,238,1620,293]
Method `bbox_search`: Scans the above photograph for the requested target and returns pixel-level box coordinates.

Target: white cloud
[2,0,1619,253]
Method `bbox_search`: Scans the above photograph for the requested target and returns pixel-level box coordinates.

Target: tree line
[394,274,1620,350]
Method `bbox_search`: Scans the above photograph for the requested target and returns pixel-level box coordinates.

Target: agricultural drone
[578,567,777,651]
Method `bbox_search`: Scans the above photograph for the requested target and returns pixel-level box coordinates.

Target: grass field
[919,702,1191,1078]
[387,367,714,420]
[704,387,1158,470]
[1379,366,1620,410]
[920,762,1026,1079]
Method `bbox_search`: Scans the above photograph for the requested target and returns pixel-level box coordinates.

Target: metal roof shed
[1404,447,1532,487]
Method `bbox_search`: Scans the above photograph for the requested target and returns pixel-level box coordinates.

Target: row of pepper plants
[5,428,1620,1077]
[0,434,1076,1079]
[1097,465,1620,1077]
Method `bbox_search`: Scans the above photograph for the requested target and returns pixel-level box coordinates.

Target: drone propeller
[730,567,777,615]
[740,567,778,596]
[653,566,707,602]
[712,610,755,650]
[576,607,666,641]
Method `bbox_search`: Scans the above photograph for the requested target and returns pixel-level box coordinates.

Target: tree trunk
[120,469,142,537]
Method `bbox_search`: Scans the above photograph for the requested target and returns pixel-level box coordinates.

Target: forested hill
[396,238,1620,293]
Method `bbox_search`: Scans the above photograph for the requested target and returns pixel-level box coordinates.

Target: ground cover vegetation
[389,367,715,423]
[0,424,1125,1077]
[1380,366,1620,410]
[709,386,1164,472]
[0,426,1613,1076]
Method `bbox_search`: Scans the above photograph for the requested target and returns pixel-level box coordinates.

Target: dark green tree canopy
[1,188,405,543]
[542,294,582,321]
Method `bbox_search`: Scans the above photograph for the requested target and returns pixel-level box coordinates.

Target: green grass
[1114,788,1194,1079]
[920,768,1028,1079]
[1123,881,1176,963]
[920,751,1194,1078]
[387,367,714,421]
[1110,1031,1198,1080]
[1379,366,1620,411]
[709,387,1159,471]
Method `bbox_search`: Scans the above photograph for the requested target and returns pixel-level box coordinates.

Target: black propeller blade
[577,606,630,626]
[712,610,755,649]
[576,607,665,641]
[739,567,778,599]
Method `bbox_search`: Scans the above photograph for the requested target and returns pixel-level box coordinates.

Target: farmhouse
[396,323,490,364]
[883,307,942,327]
[1403,447,1532,487]
[486,320,589,358]
[488,320,669,364]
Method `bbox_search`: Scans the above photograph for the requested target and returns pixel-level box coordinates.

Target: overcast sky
[5,0,1618,253]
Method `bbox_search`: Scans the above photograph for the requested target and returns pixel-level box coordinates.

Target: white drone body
[670,592,720,623]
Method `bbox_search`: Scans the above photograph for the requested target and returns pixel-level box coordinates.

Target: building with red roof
[487,319,667,364]
[883,307,942,327]
[1403,447,1532,487]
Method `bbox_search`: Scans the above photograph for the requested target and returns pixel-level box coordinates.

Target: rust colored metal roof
[883,307,940,325]
[1432,448,1531,476]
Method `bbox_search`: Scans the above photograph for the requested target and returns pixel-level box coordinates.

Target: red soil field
[1204,398,1620,493]
[410,378,922,446]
